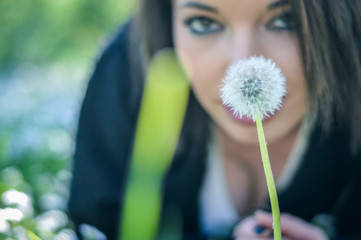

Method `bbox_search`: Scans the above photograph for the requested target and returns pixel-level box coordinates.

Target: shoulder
[69,21,140,238]
[81,20,141,118]
[278,122,358,216]
[90,21,132,85]
[99,21,131,65]
[76,19,141,152]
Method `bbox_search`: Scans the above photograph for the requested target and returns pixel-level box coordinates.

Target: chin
[225,124,260,146]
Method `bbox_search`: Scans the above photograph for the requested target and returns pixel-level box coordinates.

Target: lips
[224,105,272,125]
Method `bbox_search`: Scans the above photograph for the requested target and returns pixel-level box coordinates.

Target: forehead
[173,0,285,8]
[172,0,290,19]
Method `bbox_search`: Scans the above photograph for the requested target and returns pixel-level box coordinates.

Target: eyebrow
[180,2,218,13]
[267,0,289,10]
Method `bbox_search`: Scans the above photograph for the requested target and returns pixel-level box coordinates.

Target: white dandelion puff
[221,55,286,121]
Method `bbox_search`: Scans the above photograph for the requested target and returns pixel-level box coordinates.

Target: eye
[184,16,224,35]
[266,11,295,31]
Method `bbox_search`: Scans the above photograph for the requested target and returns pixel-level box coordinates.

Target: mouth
[224,105,274,125]
[222,95,286,125]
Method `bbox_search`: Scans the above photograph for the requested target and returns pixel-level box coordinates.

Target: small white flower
[0,208,24,232]
[79,224,107,240]
[36,210,68,232]
[221,55,286,121]
[2,189,33,216]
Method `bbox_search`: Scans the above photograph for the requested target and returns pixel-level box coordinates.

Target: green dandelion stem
[256,110,282,240]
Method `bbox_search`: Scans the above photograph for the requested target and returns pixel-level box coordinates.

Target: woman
[68,0,361,239]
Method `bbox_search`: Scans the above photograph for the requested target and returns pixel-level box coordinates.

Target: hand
[233,210,329,240]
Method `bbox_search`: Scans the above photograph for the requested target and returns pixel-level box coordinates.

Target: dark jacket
[67,23,361,240]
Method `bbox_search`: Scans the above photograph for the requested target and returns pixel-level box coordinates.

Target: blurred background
[0,0,134,238]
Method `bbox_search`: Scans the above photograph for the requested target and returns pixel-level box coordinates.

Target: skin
[172,0,325,239]
[233,210,328,240]
[173,0,307,145]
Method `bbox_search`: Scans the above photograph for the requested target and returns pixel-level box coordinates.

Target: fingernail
[254,225,266,234]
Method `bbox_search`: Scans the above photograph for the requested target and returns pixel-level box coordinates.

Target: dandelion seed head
[220,55,286,121]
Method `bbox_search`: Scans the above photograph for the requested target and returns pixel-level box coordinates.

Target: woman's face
[173,0,307,145]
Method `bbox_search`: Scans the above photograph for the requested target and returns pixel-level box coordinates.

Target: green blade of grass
[120,49,189,240]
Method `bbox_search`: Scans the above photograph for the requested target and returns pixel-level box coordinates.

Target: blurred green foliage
[0,0,135,238]
[0,0,134,70]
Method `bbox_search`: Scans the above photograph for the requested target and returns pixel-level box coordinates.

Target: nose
[226,27,258,63]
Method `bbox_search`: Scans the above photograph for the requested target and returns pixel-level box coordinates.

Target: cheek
[173,19,198,79]
[283,47,307,109]
[276,41,308,123]
[175,38,212,80]
[266,37,307,101]
[174,29,227,101]
[177,46,221,108]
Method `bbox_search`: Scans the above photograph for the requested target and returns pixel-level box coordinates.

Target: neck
[217,122,302,175]
[215,122,303,214]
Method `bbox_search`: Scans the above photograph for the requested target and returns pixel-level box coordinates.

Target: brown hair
[290,0,361,152]
[130,0,361,152]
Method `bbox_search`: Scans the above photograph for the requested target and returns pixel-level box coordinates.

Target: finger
[254,211,327,240]
[253,225,273,238]
[233,216,273,239]
[278,214,328,240]
[254,210,273,228]
[233,236,274,240]
[233,216,259,238]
